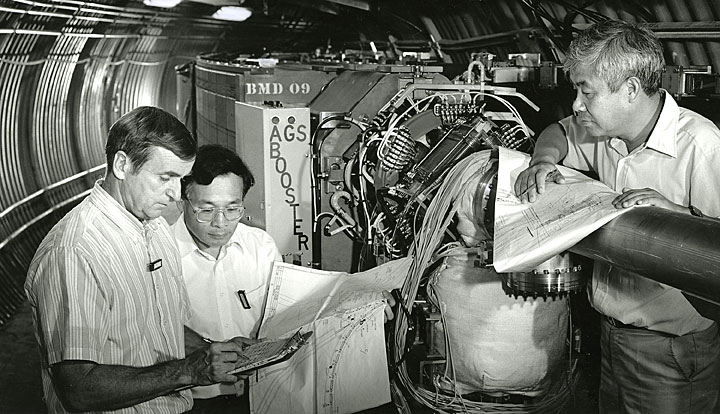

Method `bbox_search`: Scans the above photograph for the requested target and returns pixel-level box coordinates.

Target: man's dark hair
[181,144,255,199]
[105,106,196,171]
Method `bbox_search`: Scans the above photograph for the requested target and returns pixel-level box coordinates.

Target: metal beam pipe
[570,206,720,304]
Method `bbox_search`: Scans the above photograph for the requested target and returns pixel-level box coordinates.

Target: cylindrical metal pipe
[570,206,720,304]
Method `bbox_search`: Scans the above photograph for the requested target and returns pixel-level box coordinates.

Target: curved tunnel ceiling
[0,0,719,325]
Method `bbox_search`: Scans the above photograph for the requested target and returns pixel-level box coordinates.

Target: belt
[605,316,644,330]
[465,392,536,405]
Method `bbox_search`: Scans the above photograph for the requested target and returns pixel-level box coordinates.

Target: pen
[237,290,251,309]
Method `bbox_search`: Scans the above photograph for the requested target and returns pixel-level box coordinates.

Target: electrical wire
[309,114,367,238]
[471,92,530,138]
[390,151,580,413]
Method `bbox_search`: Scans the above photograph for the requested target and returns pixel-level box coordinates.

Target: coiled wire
[378,126,417,173]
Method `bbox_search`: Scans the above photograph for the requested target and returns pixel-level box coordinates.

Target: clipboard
[228,330,313,374]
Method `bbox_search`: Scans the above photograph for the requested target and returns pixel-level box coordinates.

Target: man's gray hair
[564,20,665,95]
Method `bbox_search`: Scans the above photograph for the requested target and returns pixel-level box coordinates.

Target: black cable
[309,115,366,267]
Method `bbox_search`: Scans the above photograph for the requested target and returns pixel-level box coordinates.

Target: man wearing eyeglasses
[171,144,282,414]
[25,108,255,414]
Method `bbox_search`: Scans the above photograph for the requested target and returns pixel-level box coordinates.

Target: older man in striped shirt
[25,106,254,414]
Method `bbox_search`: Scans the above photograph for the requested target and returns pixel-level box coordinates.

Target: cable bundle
[390,151,579,413]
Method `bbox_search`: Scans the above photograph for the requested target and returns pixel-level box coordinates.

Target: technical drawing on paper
[493,147,634,272]
[249,258,411,414]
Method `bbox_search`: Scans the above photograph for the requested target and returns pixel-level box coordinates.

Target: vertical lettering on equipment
[269,115,310,253]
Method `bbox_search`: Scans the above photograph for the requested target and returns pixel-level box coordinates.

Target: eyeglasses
[187,201,245,223]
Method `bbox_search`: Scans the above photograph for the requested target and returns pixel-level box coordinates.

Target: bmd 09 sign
[235,103,313,266]
[241,69,337,104]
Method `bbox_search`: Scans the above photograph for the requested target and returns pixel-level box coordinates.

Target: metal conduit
[0,37,23,207]
[610,3,632,22]
[0,166,103,327]
[78,38,118,165]
[668,0,707,64]
[1,29,21,208]
[51,31,92,183]
[33,34,61,187]
[0,2,225,329]
[497,2,522,31]
[13,0,231,25]
[0,29,201,326]
[0,189,93,251]
[76,43,105,169]
[510,1,532,27]
[0,28,220,40]
[0,164,105,220]
[452,14,471,40]
[0,55,23,209]
[654,3,691,66]
[124,37,144,109]
[0,16,166,326]
[137,35,166,106]
[0,27,36,210]
[35,31,78,187]
[687,0,720,73]
[10,2,217,29]
[13,0,195,20]
[0,6,129,24]
[136,35,159,105]
[0,204,84,325]
[109,36,132,117]
[44,37,83,187]
[570,207,720,306]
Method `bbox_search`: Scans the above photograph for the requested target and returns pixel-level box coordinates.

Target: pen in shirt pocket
[237,290,251,309]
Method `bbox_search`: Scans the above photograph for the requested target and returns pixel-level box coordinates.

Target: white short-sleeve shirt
[172,216,282,398]
[560,91,720,335]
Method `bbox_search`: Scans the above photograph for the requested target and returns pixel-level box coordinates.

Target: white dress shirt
[560,91,720,335]
[171,214,282,398]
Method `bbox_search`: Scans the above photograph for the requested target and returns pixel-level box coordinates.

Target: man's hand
[612,188,682,212]
[514,162,566,204]
[186,340,247,385]
[227,336,259,373]
[382,290,396,322]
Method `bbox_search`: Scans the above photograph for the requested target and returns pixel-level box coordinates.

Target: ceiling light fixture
[212,6,253,21]
[143,0,182,8]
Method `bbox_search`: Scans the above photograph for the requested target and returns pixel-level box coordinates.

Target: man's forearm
[53,337,245,411]
[52,359,194,412]
[530,122,568,166]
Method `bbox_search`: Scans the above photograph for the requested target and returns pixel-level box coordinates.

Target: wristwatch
[689,205,704,218]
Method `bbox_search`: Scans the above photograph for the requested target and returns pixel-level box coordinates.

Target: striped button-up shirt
[25,181,192,414]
